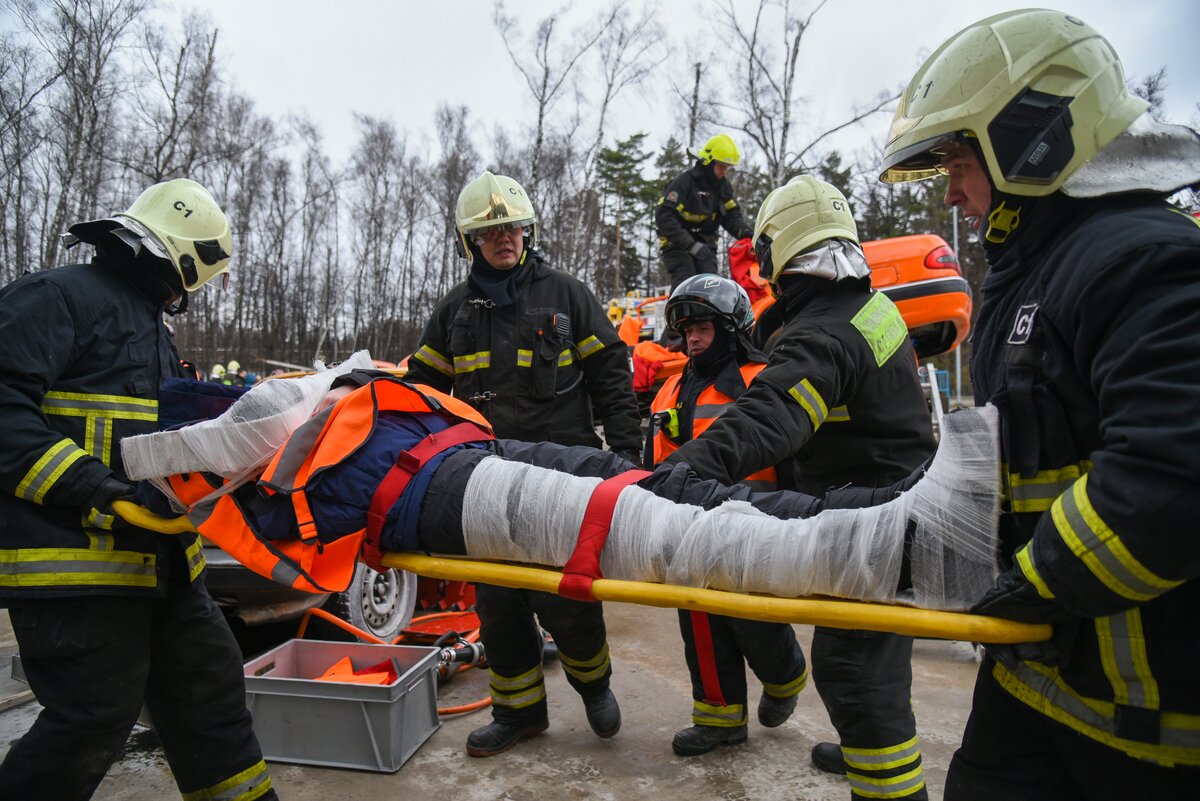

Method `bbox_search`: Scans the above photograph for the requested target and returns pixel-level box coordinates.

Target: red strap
[558,469,651,602]
[362,421,495,571]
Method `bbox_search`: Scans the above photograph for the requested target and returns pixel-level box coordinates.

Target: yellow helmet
[67,179,233,292]
[879,9,1147,197]
[698,133,741,166]
[454,171,537,258]
[753,176,859,283]
[227,360,241,372]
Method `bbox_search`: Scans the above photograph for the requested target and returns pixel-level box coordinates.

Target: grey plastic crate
[243,639,440,772]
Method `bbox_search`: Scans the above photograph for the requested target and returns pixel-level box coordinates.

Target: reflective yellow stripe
[692,699,746,726]
[85,414,113,466]
[559,643,611,684]
[1014,543,1055,599]
[453,351,491,374]
[827,405,851,423]
[16,439,88,504]
[1006,462,1091,512]
[516,349,534,368]
[0,548,157,588]
[83,507,120,531]
[576,335,604,359]
[846,765,926,799]
[182,758,272,801]
[1096,610,1160,711]
[488,663,543,692]
[185,535,207,583]
[42,390,158,420]
[85,532,115,551]
[1051,476,1184,601]
[557,348,575,367]
[761,666,808,698]
[787,378,828,431]
[850,293,907,367]
[413,345,454,377]
[843,735,922,770]
[993,660,1200,765]
[723,199,737,210]
[678,207,712,223]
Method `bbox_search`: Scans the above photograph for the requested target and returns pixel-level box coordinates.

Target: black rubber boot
[465,719,550,757]
[583,689,621,738]
[811,741,848,774]
[671,724,748,756]
[757,692,798,727]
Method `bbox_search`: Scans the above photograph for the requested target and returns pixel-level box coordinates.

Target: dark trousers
[812,626,927,801]
[678,609,807,725]
[476,583,611,725]
[0,576,274,800]
[946,656,1200,801]
[663,246,718,290]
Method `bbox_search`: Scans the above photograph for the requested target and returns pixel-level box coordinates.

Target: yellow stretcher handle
[383,552,1053,645]
[112,499,198,535]
[110,501,1050,643]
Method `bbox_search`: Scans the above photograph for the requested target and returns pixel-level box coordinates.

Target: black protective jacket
[0,258,204,601]
[968,195,1200,767]
[656,162,753,253]
[664,278,935,494]
[406,250,642,455]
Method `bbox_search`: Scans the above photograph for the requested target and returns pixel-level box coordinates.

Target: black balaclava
[688,321,734,377]
[94,234,185,311]
[469,243,530,307]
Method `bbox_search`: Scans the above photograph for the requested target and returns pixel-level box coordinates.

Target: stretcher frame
[114,500,1051,644]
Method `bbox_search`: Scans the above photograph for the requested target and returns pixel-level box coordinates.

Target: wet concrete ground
[1,603,980,800]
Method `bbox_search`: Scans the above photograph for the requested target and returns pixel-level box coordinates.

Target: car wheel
[324,564,417,641]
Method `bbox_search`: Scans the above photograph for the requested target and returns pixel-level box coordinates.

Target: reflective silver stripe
[453,351,491,373]
[762,667,808,697]
[490,683,546,709]
[185,535,206,582]
[1097,610,1159,710]
[0,550,157,588]
[827,405,851,422]
[266,405,334,488]
[557,349,575,367]
[85,532,115,551]
[846,765,926,799]
[16,439,88,503]
[516,349,533,368]
[843,736,922,770]
[787,378,828,430]
[1053,478,1183,601]
[488,664,543,692]
[692,700,746,726]
[1010,478,1076,504]
[693,403,730,421]
[182,758,271,801]
[994,660,1200,756]
[576,335,604,359]
[413,345,454,377]
[270,560,302,588]
[42,391,157,419]
[86,414,112,466]
[560,643,611,684]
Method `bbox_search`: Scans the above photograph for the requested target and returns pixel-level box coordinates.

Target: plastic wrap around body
[462,406,1001,611]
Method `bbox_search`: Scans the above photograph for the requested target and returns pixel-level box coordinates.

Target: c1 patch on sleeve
[665,190,679,203]
[850,293,908,367]
[1007,303,1039,345]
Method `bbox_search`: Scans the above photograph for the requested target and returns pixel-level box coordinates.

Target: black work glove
[688,241,718,273]
[971,568,1078,670]
[822,458,930,509]
[85,476,139,527]
[614,449,644,469]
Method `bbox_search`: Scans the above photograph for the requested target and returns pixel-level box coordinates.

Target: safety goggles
[470,222,526,245]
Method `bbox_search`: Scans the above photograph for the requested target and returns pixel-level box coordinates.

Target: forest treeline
[1,0,1189,375]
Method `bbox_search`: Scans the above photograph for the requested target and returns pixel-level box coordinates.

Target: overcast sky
[170,0,1197,170]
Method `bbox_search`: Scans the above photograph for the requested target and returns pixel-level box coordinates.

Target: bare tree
[713,0,899,185]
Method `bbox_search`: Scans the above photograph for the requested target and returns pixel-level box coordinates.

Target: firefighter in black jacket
[0,179,276,801]
[662,176,935,800]
[879,9,1200,798]
[406,171,643,757]
[656,133,754,289]
[648,274,809,757]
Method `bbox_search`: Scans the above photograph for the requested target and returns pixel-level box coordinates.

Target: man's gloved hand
[86,476,139,526]
[981,620,1081,672]
[970,567,1077,670]
[614,449,644,469]
[688,241,718,273]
